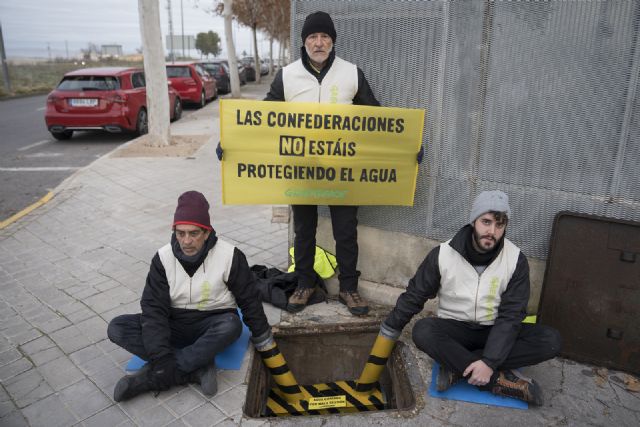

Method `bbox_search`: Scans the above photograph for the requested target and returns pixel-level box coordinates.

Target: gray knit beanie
[469,190,511,224]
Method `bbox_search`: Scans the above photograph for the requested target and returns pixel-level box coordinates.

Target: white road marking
[0,166,80,171]
[36,107,46,111]
[24,152,63,158]
[17,140,50,151]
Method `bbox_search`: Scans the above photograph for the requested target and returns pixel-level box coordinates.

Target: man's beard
[473,229,497,252]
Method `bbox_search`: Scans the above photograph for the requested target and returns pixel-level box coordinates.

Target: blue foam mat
[428,362,528,409]
[126,309,251,372]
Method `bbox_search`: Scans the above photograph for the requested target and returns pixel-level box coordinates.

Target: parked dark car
[201,60,247,94]
[166,62,217,108]
[237,64,248,85]
[45,67,182,140]
[259,59,270,76]
[201,62,229,94]
[240,57,256,82]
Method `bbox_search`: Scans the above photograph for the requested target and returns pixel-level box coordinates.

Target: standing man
[264,11,380,316]
[107,191,272,401]
[381,190,561,405]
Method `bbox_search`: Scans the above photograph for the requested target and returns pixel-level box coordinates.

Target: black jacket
[264,47,380,106]
[139,233,270,362]
[384,225,530,369]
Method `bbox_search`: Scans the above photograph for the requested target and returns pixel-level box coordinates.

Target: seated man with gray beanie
[381,190,561,405]
[107,191,273,401]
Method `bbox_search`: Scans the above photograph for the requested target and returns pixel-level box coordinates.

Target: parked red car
[166,62,217,108]
[45,67,182,140]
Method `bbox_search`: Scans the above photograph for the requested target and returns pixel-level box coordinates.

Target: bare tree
[258,0,290,73]
[215,0,289,88]
[232,0,267,84]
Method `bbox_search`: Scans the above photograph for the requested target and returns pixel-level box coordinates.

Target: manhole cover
[244,322,416,418]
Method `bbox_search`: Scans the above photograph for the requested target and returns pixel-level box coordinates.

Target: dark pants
[292,204,359,291]
[412,317,561,375]
[107,311,242,374]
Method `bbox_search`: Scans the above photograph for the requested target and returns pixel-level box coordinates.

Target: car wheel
[136,108,148,135]
[51,130,73,140]
[172,98,182,122]
[198,90,206,109]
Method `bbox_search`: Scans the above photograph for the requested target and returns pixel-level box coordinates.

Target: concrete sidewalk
[1,79,638,427]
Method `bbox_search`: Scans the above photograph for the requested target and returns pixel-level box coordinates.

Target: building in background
[101,44,123,58]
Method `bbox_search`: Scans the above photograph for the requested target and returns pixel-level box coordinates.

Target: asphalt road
[0,95,204,222]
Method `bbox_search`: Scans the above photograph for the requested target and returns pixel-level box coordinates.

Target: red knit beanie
[173,191,212,230]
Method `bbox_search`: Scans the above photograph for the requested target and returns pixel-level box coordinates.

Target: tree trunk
[268,37,273,77]
[138,0,170,146]
[223,0,241,97]
[252,23,260,84]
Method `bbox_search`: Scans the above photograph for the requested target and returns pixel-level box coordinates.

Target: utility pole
[180,0,185,59]
[167,0,174,62]
[65,40,69,59]
[47,43,52,61]
[0,22,11,94]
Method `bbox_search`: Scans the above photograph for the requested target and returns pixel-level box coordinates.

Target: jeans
[107,311,242,373]
[292,204,359,291]
[412,317,562,374]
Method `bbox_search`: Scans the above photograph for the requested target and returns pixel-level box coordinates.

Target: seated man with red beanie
[107,191,272,401]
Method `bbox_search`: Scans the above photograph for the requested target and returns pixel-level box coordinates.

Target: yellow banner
[219,99,425,205]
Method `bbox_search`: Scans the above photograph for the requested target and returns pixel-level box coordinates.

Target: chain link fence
[292,0,640,259]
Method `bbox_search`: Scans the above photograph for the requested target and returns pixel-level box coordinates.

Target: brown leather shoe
[491,369,544,406]
[436,364,463,392]
[338,291,369,316]
[287,286,316,313]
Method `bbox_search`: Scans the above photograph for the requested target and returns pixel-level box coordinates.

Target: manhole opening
[244,323,416,418]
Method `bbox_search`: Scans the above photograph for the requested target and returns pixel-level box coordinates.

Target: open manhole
[244,322,416,418]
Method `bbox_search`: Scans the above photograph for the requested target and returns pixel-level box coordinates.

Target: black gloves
[216,142,224,161]
[150,354,177,390]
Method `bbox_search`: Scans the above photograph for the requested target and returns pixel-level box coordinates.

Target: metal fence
[291,0,640,259]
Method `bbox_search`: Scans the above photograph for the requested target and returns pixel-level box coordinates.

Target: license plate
[70,98,98,107]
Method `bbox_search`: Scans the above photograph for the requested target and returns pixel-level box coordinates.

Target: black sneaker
[190,362,218,396]
[491,369,544,406]
[114,364,153,402]
[436,364,463,392]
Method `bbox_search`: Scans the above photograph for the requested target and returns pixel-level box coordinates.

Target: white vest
[437,238,520,324]
[158,240,237,311]
[282,56,358,104]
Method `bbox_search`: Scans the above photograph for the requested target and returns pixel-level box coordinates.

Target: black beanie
[173,191,212,230]
[301,11,336,43]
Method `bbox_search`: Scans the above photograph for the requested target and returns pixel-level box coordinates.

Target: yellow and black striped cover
[264,380,387,416]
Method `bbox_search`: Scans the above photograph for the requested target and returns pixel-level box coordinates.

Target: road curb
[0,191,53,229]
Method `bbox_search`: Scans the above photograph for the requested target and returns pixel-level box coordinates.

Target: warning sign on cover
[308,395,347,410]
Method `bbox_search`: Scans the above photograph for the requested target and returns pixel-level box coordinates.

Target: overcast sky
[0,0,275,59]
